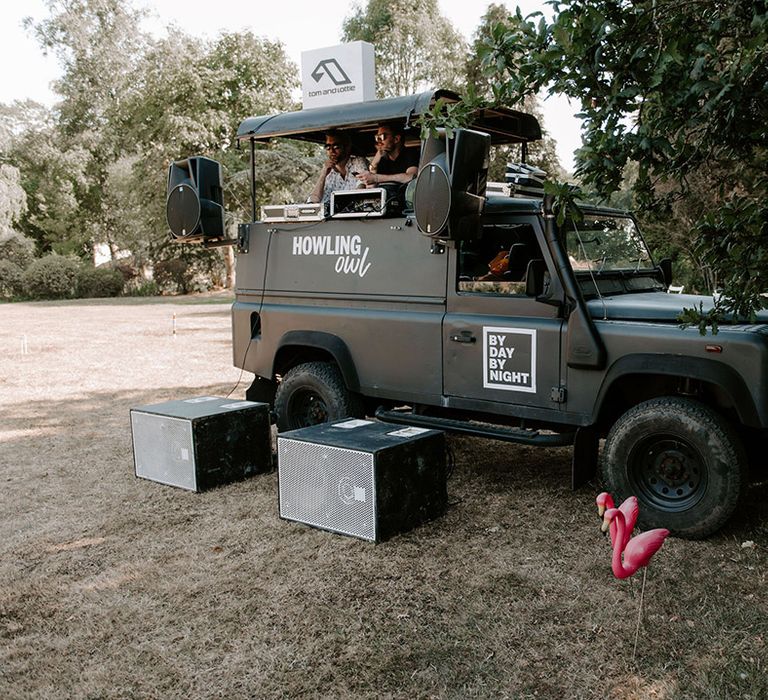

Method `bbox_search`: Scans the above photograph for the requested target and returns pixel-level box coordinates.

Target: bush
[22,255,81,300]
[76,266,124,298]
[127,280,160,297]
[0,259,24,300]
[111,260,140,284]
[152,258,211,294]
[153,259,188,294]
[0,232,35,269]
[152,245,222,295]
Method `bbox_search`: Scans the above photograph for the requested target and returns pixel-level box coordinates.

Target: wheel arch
[592,354,759,430]
[272,330,360,392]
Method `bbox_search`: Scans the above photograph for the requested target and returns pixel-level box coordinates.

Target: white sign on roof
[301,41,376,109]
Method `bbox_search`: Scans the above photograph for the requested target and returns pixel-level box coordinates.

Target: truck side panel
[233,218,448,402]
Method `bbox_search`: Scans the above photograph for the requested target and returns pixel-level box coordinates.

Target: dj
[308,130,369,204]
[356,124,419,187]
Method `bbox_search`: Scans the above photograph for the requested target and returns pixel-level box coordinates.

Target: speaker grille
[131,412,197,490]
[278,438,376,541]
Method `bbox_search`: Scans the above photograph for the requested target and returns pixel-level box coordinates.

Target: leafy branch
[543,180,584,228]
[416,91,486,140]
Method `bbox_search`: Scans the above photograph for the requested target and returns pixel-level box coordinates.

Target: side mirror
[525,259,545,297]
[658,258,673,287]
[413,128,491,241]
[166,156,225,242]
[526,258,561,308]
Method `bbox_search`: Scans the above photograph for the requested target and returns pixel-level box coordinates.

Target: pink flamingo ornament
[601,507,671,661]
[596,492,639,549]
[601,507,669,580]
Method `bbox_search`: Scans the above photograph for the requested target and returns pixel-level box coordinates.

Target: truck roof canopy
[236,90,542,148]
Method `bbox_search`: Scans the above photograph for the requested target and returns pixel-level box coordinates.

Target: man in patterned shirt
[308,130,369,204]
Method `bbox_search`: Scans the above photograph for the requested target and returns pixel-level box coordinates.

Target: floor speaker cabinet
[277,419,447,542]
[131,396,272,492]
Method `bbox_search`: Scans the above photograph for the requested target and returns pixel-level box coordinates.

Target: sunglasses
[324,143,343,151]
[375,133,393,142]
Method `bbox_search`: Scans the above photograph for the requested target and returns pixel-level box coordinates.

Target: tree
[0,164,27,240]
[120,29,308,286]
[25,0,149,261]
[482,1,768,322]
[1,101,36,260]
[28,0,147,136]
[8,122,92,256]
[342,0,467,97]
[466,4,563,180]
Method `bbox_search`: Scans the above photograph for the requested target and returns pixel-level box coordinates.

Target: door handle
[450,331,476,344]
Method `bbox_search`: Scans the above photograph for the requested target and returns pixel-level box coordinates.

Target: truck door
[442,218,564,415]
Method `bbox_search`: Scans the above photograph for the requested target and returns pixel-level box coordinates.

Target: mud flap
[572,426,599,490]
[245,375,277,407]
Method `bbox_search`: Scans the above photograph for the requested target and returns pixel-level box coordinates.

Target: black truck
[166,90,767,538]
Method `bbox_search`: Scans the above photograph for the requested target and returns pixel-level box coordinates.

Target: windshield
[563,214,654,273]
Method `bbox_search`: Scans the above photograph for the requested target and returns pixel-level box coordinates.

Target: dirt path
[0,298,765,699]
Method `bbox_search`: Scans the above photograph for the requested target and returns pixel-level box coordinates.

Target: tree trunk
[224,245,235,289]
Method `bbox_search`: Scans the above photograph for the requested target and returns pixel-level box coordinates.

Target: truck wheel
[274,361,363,432]
[601,397,747,539]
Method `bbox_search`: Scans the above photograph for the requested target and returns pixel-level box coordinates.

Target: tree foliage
[483,0,768,320]
[8,2,304,286]
[120,29,306,282]
[4,0,600,297]
[24,0,149,259]
[466,3,563,180]
[342,0,467,97]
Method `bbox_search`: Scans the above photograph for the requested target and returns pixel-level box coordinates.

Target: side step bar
[374,408,575,447]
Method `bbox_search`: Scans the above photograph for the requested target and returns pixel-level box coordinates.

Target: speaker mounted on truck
[412,128,491,241]
[166,156,225,243]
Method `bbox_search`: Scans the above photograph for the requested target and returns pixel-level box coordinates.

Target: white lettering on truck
[292,234,371,278]
[482,326,537,393]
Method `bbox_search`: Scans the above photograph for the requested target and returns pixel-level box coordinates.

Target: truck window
[563,215,653,272]
[457,223,541,295]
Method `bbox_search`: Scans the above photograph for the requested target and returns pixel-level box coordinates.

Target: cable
[445,441,456,479]
[225,226,275,398]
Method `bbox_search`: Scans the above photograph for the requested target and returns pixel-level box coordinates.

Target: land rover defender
[166,90,767,538]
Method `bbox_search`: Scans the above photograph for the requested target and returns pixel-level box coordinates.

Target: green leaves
[484,0,768,322]
[543,180,583,227]
[342,0,468,97]
[417,94,485,140]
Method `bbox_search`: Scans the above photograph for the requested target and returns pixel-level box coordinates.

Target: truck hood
[585,291,768,323]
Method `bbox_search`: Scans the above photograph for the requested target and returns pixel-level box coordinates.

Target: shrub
[111,260,139,284]
[0,232,35,269]
[152,245,222,295]
[127,280,160,297]
[22,255,81,300]
[154,259,192,294]
[0,259,24,300]
[76,266,124,298]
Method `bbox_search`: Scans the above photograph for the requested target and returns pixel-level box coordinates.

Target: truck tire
[274,361,363,432]
[601,397,747,539]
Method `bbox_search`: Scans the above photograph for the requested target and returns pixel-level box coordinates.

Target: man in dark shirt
[356,124,419,187]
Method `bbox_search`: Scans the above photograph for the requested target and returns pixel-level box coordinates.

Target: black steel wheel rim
[288,389,329,428]
[627,434,707,512]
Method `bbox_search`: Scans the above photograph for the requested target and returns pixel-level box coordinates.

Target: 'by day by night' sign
[482,327,537,393]
[301,42,376,109]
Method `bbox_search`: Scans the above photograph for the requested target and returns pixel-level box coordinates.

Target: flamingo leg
[632,566,648,665]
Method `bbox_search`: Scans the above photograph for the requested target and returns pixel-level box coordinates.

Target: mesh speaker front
[131,412,197,491]
[278,438,376,541]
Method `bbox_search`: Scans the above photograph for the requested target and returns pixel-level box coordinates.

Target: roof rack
[236,90,542,150]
